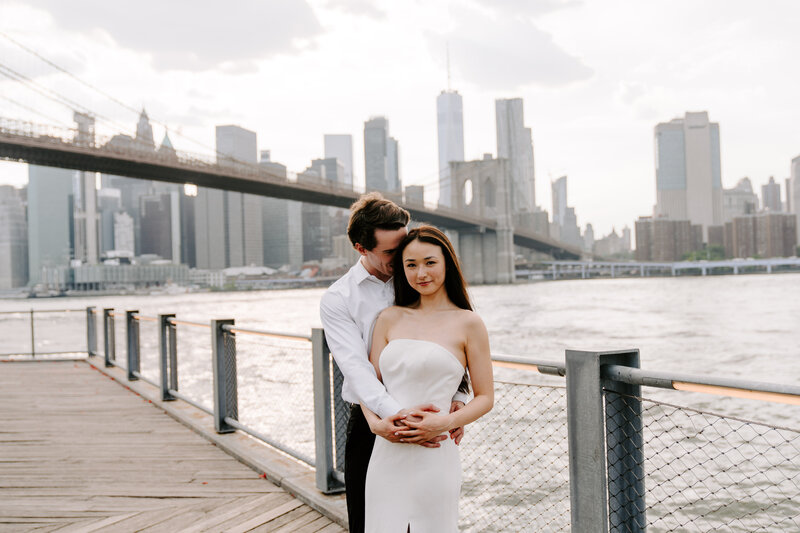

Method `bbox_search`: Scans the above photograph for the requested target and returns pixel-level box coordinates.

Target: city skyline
[0,1,799,235]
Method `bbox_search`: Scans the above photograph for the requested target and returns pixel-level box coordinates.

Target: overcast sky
[1,0,798,236]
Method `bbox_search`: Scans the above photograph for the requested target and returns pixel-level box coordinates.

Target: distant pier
[518,257,800,280]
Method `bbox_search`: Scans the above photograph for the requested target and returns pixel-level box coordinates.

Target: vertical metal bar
[29,309,35,357]
[159,314,176,401]
[312,328,344,493]
[332,359,348,473]
[168,321,178,392]
[103,308,113,367]
[211,319,236,433]
[86,307,96,357]
[126,310,140,381]
[605,353,645,532]
[566,350,644,532]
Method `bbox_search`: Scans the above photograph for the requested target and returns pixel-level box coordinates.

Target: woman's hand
[396,410,454,443]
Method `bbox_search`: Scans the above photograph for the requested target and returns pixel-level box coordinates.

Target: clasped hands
[373,401,464,448]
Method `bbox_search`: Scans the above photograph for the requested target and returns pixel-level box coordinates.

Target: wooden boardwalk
[0,361,345,533]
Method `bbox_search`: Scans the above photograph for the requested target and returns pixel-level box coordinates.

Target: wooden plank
[0,362,339,532]
[225,499,304,533]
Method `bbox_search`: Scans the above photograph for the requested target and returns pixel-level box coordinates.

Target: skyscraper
[364,117,400,193]
[215,125,262,267]
[496,98,536,221]
[551,176,567,227]
[654,111,723,239]
[761,176,782,212]
[135,109,155,152]
[259,151,303,268]
[323,134,353,186]
[0,186,28,289]
[437,90,465,207]
[72,112,99,265]
[27,165,74,283]
[792,155,800,244]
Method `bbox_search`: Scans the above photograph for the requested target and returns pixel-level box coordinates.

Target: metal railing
[4,307,799,531]
[0,308,92,357]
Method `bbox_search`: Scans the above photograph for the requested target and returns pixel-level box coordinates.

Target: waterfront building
[437,90,465,207]
[793,155,800,244]
[97,188,121,255]
[496,98,536,226]
[551,176,567,228]
[635,217,653,261]
[193,187,226,270]
[724,213,796,258]
[364,117,393,192]
[707,225,724,248]
[593,228,626,258]
[216,125,262,267]
[27,165,74,283]
[139,194,173,260]
[259,152,303,269]
[583,224,595,253]
[0,186,28,288]
[323,135,353,186]
[635,217,701,261]
[387,136,400,193]
[722,177,759,223]
[654,111,723,239]
[761,176,782,212]
[309,158,345,184]
[784,177,792,214]
[113,212,135,257]
[298,168,333,262]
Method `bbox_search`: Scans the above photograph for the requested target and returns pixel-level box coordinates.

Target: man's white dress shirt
[320,259,468,420]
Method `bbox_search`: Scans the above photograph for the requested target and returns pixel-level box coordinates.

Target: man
[320,192,467,533]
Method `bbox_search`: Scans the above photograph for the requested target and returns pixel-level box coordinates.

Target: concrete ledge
[83,356,348,529]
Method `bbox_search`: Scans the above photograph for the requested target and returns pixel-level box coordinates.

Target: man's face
[356,227,408,282]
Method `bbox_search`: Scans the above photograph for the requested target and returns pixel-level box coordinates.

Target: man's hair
[347,192,410,251]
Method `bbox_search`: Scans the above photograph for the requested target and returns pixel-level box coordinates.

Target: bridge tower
[449,155,515,284]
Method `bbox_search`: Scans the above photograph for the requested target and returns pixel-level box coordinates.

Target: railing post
[158,314,176,401]
[312,328,345,493]
[211,319,237,433]
[103,308,114,367]
[30,309,35,357]
[565,349,645,533]
[126,310,140,381]
[86,307,97,357]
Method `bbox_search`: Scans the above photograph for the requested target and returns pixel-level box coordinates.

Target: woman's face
[402,239,447,296]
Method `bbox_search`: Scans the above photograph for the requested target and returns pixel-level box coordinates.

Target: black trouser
[345,404,376,533]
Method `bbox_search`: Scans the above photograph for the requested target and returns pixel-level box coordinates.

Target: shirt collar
[352,258,392,286]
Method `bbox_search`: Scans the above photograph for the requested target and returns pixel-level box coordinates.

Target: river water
[2,273,799,530]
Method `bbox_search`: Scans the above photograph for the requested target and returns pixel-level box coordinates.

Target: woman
[361,225,494,532]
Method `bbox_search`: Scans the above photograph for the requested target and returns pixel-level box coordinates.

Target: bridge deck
[0,361,344,533]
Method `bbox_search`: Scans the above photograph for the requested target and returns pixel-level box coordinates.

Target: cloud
[322,0,387,19]
[429,8,592,90]
[470,0,582,17]
[20,0,323,72]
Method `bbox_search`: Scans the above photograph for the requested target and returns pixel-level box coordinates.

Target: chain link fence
[607,390,800,532]
[459,381,570,532]
[0,309,87,357]
[235,333,316,464]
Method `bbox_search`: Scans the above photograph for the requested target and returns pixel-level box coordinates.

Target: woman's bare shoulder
[377,305,404,322]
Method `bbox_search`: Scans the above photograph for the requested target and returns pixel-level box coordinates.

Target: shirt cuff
[374,396,403,420]
[453,391,470,405]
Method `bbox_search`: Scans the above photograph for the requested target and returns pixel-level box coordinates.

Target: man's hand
[394,404,448,448]
[449,401,465,445]
[396,408,453,444]
[368,411,409,443]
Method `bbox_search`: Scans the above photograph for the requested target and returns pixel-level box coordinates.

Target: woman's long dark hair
[392,225,472,393]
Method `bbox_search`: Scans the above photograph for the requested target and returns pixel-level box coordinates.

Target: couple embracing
[320,193,494,532]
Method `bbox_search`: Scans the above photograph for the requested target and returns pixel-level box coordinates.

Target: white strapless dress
[364,339,465,533]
